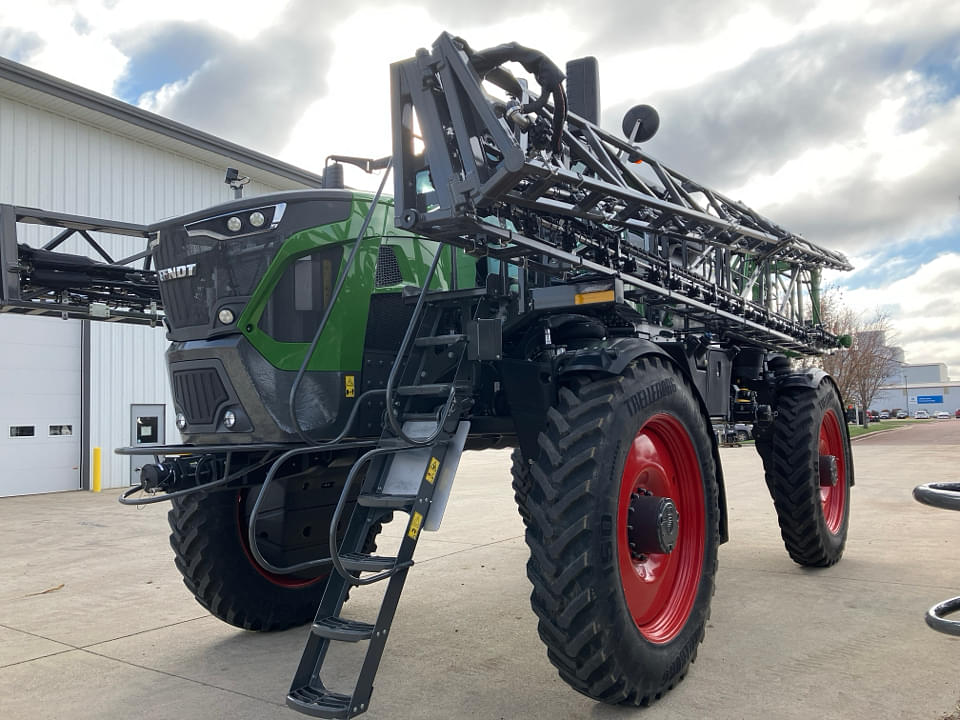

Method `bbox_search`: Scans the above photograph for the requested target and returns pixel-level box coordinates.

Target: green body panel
[236,194,474,372]
[377,231,478,292]
[237,196,387,372]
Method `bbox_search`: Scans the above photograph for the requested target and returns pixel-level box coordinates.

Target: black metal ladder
[286,410,468,718]
[286,253,476,717]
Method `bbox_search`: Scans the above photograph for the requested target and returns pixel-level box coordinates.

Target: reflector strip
[574,290,615,305]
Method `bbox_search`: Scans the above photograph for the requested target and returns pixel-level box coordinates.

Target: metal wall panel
[0,93,292,490]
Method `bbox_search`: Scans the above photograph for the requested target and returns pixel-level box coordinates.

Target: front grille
[375,245,403,287]
[172,368,229,425]
[155,228,285,332]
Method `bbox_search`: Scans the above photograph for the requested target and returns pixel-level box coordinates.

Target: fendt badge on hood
[157,263,197,282]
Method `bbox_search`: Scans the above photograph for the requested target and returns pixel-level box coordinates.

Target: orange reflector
[574,290,615,305]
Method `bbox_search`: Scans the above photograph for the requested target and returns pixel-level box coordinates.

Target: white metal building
[873,363,958,416]
[0,56,325,496]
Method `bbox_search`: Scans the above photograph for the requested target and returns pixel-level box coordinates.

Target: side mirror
[621,104,660,143]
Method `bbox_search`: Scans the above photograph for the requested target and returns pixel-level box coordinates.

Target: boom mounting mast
[391,32,851,355]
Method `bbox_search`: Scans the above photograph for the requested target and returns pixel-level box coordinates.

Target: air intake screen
[375,245,403,287]
[172,368,229,425]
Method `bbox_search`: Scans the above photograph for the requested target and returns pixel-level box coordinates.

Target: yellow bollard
[92,447,102,492]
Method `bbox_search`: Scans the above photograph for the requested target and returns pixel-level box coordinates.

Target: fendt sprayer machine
[0,33,855,717]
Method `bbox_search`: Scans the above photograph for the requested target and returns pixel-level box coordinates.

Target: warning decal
[408,511,423,539]
[425,457,440,484]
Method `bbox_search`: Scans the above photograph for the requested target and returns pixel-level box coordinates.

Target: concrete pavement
[1,422,959,719]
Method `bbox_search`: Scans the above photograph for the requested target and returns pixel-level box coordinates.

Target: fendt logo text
[157,264,197,282]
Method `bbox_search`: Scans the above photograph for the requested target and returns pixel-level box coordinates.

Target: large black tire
[169,484,388,631]
[761,378,851,567]
[524,356,720,705]
[510,448,532,526]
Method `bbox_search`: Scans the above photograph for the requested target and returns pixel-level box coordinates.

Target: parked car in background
[716,423,752,443]
[935,411,950,419]
[915,409,930,419]
[955,408,960,418]
[879,410,890,419]
[867,410,881,421]
[896,410,908,419]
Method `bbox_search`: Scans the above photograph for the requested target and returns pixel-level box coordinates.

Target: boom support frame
[391,32,851,355]
[0,204,162,325]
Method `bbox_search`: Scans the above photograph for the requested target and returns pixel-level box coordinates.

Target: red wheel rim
[818,409,847,534]
[617,414,705,644]
[236,492,326,588]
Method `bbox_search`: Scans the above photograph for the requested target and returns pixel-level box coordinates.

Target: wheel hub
[818,455,839,487]
[627,491,680,556]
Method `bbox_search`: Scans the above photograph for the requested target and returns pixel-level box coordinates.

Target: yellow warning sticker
[425,457,440,484]
[344,375,355,398]
[408,511,423,540]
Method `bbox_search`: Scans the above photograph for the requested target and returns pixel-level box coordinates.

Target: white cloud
[600,5,801,106]
[137,77,190,114]
[278,5,589,188]
[0,0,294,98]
[730,70,948,213]
[840,252,960,376]
[0,2,126,95]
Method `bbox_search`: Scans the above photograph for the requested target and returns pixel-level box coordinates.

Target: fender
[557,337,730,544]
[775,368,855,487]
[555,335,673,377]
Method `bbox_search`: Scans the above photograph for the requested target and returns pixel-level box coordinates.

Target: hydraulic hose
[287,158,394,446]
[454,37,568,154]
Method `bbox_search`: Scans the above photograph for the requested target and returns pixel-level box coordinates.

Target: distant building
[873,363,957,415]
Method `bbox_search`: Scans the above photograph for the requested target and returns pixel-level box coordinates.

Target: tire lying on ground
[524,356,720,705]
[168,471,388,632]
[761,377,852,567]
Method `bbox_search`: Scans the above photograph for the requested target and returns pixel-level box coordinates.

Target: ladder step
[287,685,353,719]
[340,552,398,572]
[395,383,453,397]
[413,333,466,347]
[311,616,375,642]
[396,412,441,423]
[358,493,417,510]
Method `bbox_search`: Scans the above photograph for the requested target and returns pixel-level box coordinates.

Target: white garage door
[0,314,82,496]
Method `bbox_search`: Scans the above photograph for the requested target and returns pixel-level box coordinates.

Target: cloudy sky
[1,0,958,375]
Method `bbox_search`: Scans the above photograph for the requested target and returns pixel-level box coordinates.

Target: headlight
[176,413,187,431]
[217,308,235,325]
[184,203,286,240]
[223,410,237,429]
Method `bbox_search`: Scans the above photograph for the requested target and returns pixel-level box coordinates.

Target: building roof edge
[0,55,324,188]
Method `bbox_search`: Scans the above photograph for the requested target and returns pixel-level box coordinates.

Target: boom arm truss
[391,32,851,355]
[0,204,162,325]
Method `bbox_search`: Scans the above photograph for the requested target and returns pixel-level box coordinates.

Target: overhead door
[0,314,81,496]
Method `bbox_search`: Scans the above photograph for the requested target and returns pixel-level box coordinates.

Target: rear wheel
[524,357,720,704]
[168,464,388,631]
[762,379,851,566]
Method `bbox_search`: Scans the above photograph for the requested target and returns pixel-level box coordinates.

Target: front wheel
[168,464,389,631]
[524,356,720,705]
